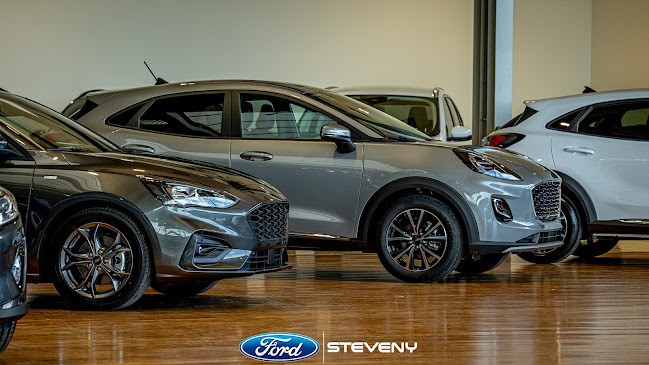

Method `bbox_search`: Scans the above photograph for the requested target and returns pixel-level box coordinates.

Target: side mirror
[321,124,356,153]
[0,141,23,161]
[448,126,472,141]
[121,144,155,154]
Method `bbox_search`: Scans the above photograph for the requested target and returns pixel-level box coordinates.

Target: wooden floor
[3,241,649,364]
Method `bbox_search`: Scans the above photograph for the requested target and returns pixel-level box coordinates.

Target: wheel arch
[34,192,160,282]
[357,177,479,251]
[554,171,597,239]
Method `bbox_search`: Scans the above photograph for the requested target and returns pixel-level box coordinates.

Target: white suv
[484,89,649,263]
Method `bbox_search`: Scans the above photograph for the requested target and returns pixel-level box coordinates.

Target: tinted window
[0,95,117,152]
[547,109,583,131]
[137,94,224,137]
[502,106,538,128]
[577,101,649,140]
[447,97,464,127]
[351,95,440,137]
[443,97,455,136]
[108,103,143,128]
[240,94,334,139]
[309,92,431,140]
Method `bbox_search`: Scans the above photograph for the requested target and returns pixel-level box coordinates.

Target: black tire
[50,207,151,310]
[455,253,509,274]
[0,322,16,353]
[517,195,581,264]
[573,237,619,258]
[151,281,219,296]
[376,196,463,283]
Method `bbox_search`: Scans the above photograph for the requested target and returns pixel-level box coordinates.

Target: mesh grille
[516,230,562,244]
[247,248,286,271]
[538,230,562,243]
[247,202,289,246]
[532,181,561,221]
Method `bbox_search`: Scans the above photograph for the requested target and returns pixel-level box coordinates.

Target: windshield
[349,94,440,137]
[0,94,118,152]
[308,92,431,141]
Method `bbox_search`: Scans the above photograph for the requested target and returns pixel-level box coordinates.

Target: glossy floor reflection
[3,242,649,364]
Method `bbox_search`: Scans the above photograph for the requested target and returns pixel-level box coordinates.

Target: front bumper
[0,218,27,322]
[146,201,291,282]
[448,174,563,253]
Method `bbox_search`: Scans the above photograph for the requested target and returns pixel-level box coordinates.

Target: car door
[230,91,363,238]
[106,91,232,167]
[551,100,649,221]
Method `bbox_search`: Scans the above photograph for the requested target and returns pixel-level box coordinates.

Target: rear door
[551,100,649,220]
[106,91,232,167]
[229,91,363,238]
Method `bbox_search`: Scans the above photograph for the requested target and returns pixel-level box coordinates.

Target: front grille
[247,247,286,271]
[247,202,289,247]
[517,230,562,244]
[531,180,561,221]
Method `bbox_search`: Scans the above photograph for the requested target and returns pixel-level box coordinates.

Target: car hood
[59,151,286,200]
[412,141,556,181]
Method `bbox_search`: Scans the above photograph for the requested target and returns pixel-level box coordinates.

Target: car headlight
[142,179,239,209]
[454,149,522,181]
[0,187,19,224]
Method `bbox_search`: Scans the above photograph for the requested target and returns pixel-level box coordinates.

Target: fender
[553,171,597,223]
[358,177,479,246]
[33,192,160,282]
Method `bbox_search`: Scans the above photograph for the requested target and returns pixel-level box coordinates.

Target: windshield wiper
[47,147,93,152]
[383,135,420,142]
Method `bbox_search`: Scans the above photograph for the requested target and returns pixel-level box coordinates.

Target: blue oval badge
[240,332,320,362]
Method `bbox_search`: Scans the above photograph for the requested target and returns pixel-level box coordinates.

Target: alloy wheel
[385,208,447,272]
[59,222,133,299]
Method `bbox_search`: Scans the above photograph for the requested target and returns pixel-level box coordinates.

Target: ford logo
[239,332,320,362]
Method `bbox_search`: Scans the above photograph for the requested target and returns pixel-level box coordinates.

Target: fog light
[12,244,25,288]
[492,197,513,222]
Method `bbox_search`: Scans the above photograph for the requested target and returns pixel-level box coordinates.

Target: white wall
[1,0,474,120]
[591,0,649,91]
[512,0,592,117]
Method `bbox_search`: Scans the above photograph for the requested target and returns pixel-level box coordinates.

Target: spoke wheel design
[59,222,134,299]
[386,208,448,272]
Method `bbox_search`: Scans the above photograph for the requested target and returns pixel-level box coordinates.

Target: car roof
[330,86,444,98]
[524,88,649,111]
[86,80,327,99]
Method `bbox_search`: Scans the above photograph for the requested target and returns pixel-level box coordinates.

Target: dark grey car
[70,80,563,282]
[0,92,290,310]
[0,187,26,353]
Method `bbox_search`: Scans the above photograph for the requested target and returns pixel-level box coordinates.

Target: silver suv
[69,80,563,282]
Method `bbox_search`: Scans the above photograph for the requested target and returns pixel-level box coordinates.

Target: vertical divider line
[323,331,325,363]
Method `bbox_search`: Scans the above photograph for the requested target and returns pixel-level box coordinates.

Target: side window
[577,101,649,140]
[547,109,583,131]
[240,94,335,139]
[442,97,455,136]
[132,94,224,137]
[447,97,462,127]
[108,103,143,128]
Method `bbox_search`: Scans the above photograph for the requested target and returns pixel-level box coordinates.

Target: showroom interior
[1,0,648,363]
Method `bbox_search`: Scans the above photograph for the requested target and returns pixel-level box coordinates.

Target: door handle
[563,147,594,155]
[239,151,274,161]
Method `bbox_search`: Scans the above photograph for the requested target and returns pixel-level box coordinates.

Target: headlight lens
[454,149,522,181]
[0,188,19,224]
[142,179,239,209]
